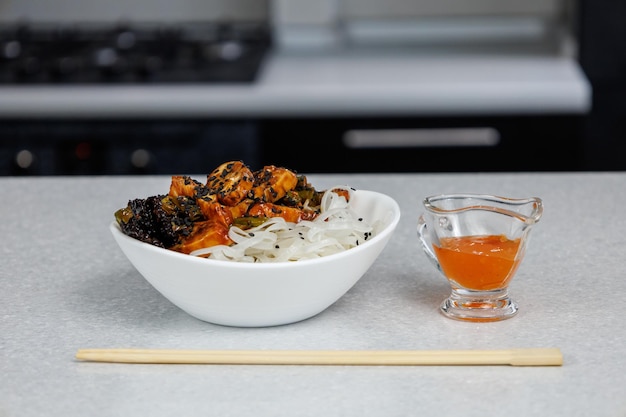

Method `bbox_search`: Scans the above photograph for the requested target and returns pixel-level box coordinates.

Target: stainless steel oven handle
[342,127,500,148]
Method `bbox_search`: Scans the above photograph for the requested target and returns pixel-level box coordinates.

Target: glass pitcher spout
[423,194,543,225]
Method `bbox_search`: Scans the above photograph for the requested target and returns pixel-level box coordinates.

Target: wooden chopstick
[75,348,563,366]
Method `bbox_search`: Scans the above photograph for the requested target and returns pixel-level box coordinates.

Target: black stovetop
[0,21,271,84]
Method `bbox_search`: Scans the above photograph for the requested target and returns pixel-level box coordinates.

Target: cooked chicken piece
[228,198,253,219]
[247,202,318,223]
[206,160,254,206]
[250,165,298,203]
[172,220,233,254]
[169,176,212,199]
[196,198,234,226]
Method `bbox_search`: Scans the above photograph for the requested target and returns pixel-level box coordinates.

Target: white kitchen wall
[0,0,575,52]
[340,0,564,18]
[0,0,268,22]
[270,0,574,51]
[0,0,570,23]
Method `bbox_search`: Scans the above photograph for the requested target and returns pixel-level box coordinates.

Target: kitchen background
[0,0,623,175]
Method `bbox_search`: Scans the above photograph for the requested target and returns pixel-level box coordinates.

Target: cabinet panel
[260,115,584,173]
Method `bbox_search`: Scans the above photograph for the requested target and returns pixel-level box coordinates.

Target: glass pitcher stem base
[440,288,518,322]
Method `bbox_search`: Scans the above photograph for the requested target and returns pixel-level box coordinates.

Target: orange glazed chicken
[115,161,348,254]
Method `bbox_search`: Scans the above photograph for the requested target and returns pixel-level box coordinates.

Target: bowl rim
[110,189,401,269]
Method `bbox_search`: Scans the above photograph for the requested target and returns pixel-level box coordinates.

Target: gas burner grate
[0,21,271,84]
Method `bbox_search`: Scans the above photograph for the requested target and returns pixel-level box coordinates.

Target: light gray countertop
[2,171,625,416]
[0,51,591,118]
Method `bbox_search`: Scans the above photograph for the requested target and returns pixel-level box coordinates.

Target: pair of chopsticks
[75,348,562,366]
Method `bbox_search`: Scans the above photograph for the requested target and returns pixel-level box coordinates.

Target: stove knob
[220,41,244,61]
[15,149,35,169]
[94,48,117,68]
[203,41,243,62]
[116,30,136,50]
[13,149,37,174]
[1,40,21,60]
[130,149,153,169]
[93,48,129,75]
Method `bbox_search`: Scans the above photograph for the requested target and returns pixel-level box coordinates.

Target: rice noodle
[190,186,378,262]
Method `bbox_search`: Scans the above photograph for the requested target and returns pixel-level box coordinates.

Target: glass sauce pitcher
[418,193,543,322]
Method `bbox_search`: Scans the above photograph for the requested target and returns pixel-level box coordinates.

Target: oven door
[259,114,585,173]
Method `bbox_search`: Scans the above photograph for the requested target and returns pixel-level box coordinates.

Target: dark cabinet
[579,0,626,170]
[0,119,260,175]
[259,115,585,173]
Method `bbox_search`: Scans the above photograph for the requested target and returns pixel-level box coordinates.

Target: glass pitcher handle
[417,216,443,273]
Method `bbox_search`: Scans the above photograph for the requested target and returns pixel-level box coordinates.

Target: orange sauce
[433,234,522,291]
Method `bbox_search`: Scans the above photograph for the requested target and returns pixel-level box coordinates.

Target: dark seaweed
[115,194,204,248]
[114,170,326,249]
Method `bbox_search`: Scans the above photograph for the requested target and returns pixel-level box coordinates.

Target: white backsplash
[340,0,565,18]
[0,0,575,54]
[270,0,574,51]
[0,0,268,22]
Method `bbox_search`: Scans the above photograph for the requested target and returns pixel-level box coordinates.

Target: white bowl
[110,189,401,327]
